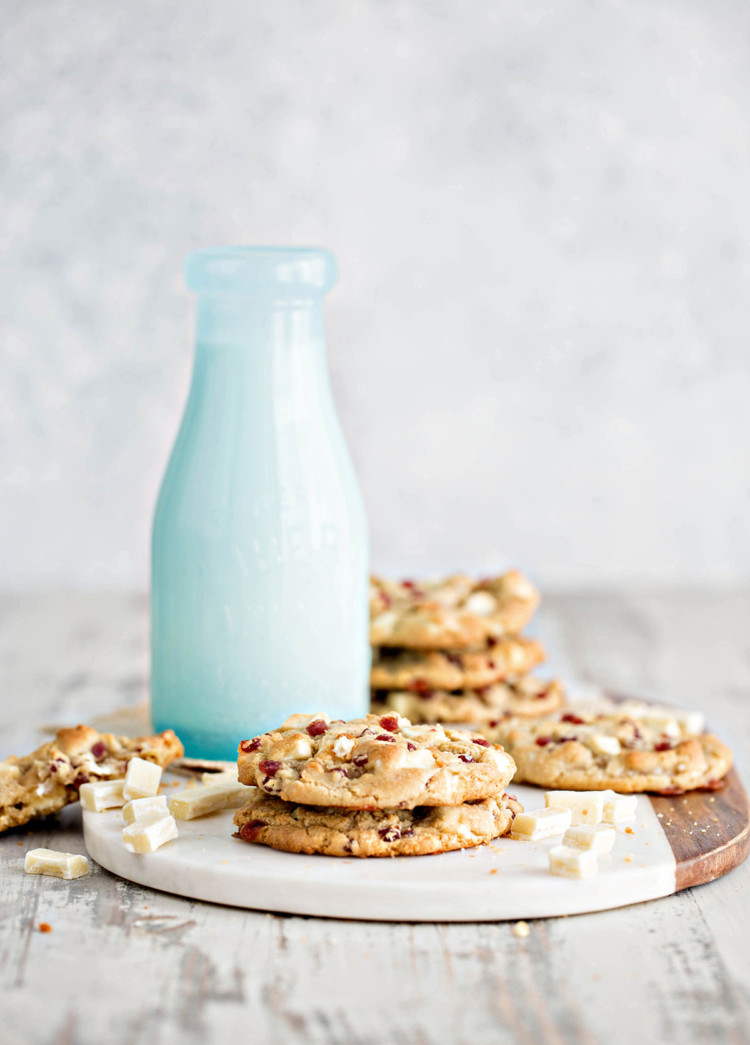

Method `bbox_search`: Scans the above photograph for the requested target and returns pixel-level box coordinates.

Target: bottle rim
[185,246,337,296]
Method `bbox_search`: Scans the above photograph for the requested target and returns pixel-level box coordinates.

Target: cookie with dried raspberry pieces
[237,713,516,809]
[371,676,565,725]
[370,636,545,692]
[370,570,540,649]
[483,707,732,794]
[0,725,184,833]
[233,790,523,857]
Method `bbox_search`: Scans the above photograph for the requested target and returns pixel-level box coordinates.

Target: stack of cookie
[232,712,522,857]
[369,571,565,730]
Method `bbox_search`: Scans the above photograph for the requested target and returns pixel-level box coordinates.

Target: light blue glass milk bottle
[151,247,370,759]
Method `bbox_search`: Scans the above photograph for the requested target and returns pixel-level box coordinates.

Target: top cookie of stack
[370,570,565,727]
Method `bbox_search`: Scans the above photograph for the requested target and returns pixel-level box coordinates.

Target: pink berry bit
[91,741,107,759]
[306,720,328,737]
[379,716,400,733]
[473,737,490,747]
[258,759,282,777]
[535,737,552,747]
[561,713,585,725]
[240,737,261,752]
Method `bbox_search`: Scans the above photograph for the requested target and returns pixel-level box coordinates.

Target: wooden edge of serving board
[604,690,750,893]
[651,767,750,892]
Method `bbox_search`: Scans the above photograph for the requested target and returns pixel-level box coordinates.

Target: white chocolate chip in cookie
[464,592,496,616]
[333,736,355,759]
[587,734,621,756]
[286,735,315,760]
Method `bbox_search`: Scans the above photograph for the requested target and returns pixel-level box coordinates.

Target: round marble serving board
[82,767,749,922]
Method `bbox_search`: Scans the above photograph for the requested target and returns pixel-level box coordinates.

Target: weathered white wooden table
[1,590,749,1045]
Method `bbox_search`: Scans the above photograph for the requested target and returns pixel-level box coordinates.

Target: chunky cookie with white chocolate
[370,637,545,693]
[484,707,732,794]
[0,726,183,833]
[237,713,516,810]
[233,790,523,857]
[370,571,540,650]
[371,676,565,725]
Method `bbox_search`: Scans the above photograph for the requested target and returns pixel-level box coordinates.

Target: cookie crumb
[624,827,634,835]
[489,868,498,875]
[38,923,52,933]
[512,921,530,939]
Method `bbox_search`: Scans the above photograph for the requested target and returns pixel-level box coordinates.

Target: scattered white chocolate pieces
[544,790,604,825]
[548,845,598,879]
[25,848,90,880]
[122,812,178,854]
[510,806,572,841]
[169,782,249,821]
[602,791,638,824]
[123,795,169,825]
[123,757,162,801]
[563,824,616,854]
[80,779,125,812]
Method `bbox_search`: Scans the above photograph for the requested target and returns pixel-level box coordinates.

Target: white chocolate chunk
[123,795,169,825]
[25,848,89,880]
[280,711,330,731]
[640,714,681,739]
[123,758,162,801]
[169,783,249,820]
[544,791,604,825]
[587,734,621,756]
[79,779,125,812]
[333,736,355,759]
[122,812,178,853]
[548,844,598,879]
[672,709,705,735]
[601,791,638,823]
[510,806,572,841]
[285,734,315,760]
[563,824,616,854]
[402,747,436,769]
[464,591,496,616]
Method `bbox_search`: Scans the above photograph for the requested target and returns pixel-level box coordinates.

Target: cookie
[484,707,732,794]
[0,726,184,833]
[237,712,516,809]
[370,570,540,649]
[233,790,523,857]
[371,676,565,725]
[370,637,545,692]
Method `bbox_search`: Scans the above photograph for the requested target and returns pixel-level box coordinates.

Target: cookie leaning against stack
[233,712,522,857]
[369,571,566,727]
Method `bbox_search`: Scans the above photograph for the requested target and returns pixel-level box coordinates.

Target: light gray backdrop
[2,0,749,589]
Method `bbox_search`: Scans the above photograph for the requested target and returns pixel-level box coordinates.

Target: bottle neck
[195,295,325,353]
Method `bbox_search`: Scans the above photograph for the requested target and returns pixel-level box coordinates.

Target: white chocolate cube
[123,758,162,801]
[672,709,705,735]
[563,824,616,854]
[169,783,249,821]
[601,791,638,823]
[122,812,178,853]
[123,795,168,825]
[25,848,89,880]
[80,779,125,812]
[510,806,572,841]
[549,844,598,879]
[544,791,604,825]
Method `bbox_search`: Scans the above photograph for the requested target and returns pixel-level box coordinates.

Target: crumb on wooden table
[512,921,530,939]
[38,923,52,933]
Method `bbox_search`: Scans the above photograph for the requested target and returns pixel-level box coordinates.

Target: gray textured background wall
[2,0,749,589]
